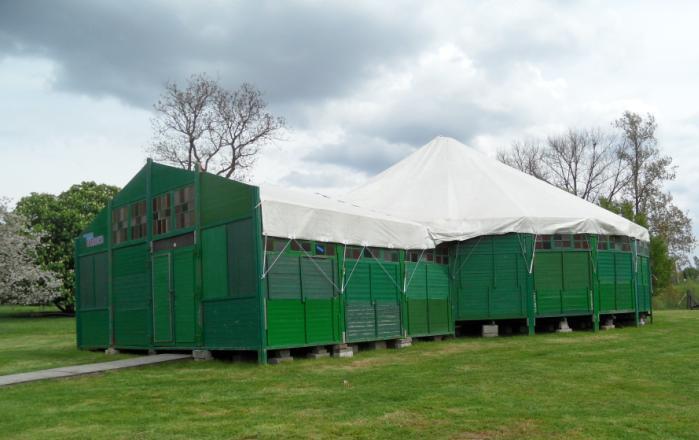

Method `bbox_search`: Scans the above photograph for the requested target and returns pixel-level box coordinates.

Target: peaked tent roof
[259,184,434,249]
[343,136,649,242]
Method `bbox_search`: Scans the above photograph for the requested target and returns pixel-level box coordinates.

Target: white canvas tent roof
[259,184,434,249]
[344,136,649,242]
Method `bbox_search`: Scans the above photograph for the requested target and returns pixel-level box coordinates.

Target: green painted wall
[454,234,530,321]
[598,251,635,313]
[264,249,341,348]
[533,251,592,317]
[404,262,451,337]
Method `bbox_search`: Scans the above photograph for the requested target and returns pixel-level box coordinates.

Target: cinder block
[601,317,615,330]
[307,347,330,359]
[482,324,498,338]
[367,341,387,350]
[556,318,573,333]
[389,338,412,349]
[192,350,213,361]
[105,347,120,355]
[268,349,293,364]
[331,344,354,358]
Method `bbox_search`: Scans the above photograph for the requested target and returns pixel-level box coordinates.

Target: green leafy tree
[600,197,674,290]
[15,182,119,313]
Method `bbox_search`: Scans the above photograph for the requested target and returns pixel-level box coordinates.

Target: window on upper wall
[111,206,128,244]
[383,249,400,262]
[315,242,335,257]
[573,234,589,250]
[347,246,363,260]
[536,235,552,250]
[614,236,631,252]
[265,237,288,252]
[406,250,421,262]
[290,239,311,253]
[174,186,195,229]
[364,247,379,259]
[597,235,610,250]
[553,234,571,249]
[130,200,147,240]
[435,245,449,265]
[424,250,434,262]
[152,194,171,236]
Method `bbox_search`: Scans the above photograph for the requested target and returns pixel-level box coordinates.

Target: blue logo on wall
[84,233,104,248]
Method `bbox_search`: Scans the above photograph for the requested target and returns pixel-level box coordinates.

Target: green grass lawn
[0,306,131,376]
[1,309,699,439]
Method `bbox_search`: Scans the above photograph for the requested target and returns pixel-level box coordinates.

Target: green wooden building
[76,137,651,363]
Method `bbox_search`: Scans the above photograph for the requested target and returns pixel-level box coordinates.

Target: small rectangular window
[265,237,288,252]
[425,250,434,262]
[597,235,609,250]
[553,234,571,249]
[111,206,128,244]
[573,234,589,250]
[315,242,335,257]
[383,249,399,262]
[174,186,195,229]
[290,240,311,252]
[152,194,171,235]
[364,247,379,259]
[613,236,631,252]
[130,200,147,240]
[347,246,363,260]
[536,235,552,250]
[406,250,420,262]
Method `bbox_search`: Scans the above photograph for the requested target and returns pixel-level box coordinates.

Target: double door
[152,244,196,346]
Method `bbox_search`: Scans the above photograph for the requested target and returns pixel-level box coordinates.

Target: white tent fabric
[259,184,434,249]
[344,136,650,242]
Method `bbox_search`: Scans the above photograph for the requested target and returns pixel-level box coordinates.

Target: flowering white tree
[0,199,61,305]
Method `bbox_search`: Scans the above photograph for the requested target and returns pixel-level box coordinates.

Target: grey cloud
[0,0,430,112]
[303,136,416,174]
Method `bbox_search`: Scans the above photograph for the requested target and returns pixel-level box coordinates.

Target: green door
[152,246,197,346]
[152,253,173,344]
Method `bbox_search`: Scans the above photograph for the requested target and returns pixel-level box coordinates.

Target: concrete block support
[556,318,573,333]
[601,317,616,330]
[482,324,498,338]
[268,349,293,365]
[331,344,354,358]
[367,340,387,350]
[307,346,330,359]
[389,338,412,349]
[105,347,120,355]
[192,350,213,361]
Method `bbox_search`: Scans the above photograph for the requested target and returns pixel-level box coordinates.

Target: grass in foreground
[0,306,131,376]
[1,310,699,439]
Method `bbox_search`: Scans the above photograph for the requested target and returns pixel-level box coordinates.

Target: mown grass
[1,309,699,439]
[0,306,131,376]
[654,279,699,310]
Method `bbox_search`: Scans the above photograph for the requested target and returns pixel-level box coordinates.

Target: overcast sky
[1,0,698,239]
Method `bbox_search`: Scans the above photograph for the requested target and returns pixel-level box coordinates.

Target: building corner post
[590,235,600,332]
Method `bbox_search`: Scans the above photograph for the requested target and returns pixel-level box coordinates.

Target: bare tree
[499,128,626,203]
[150,74,285,179]
[497,140,551,183]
